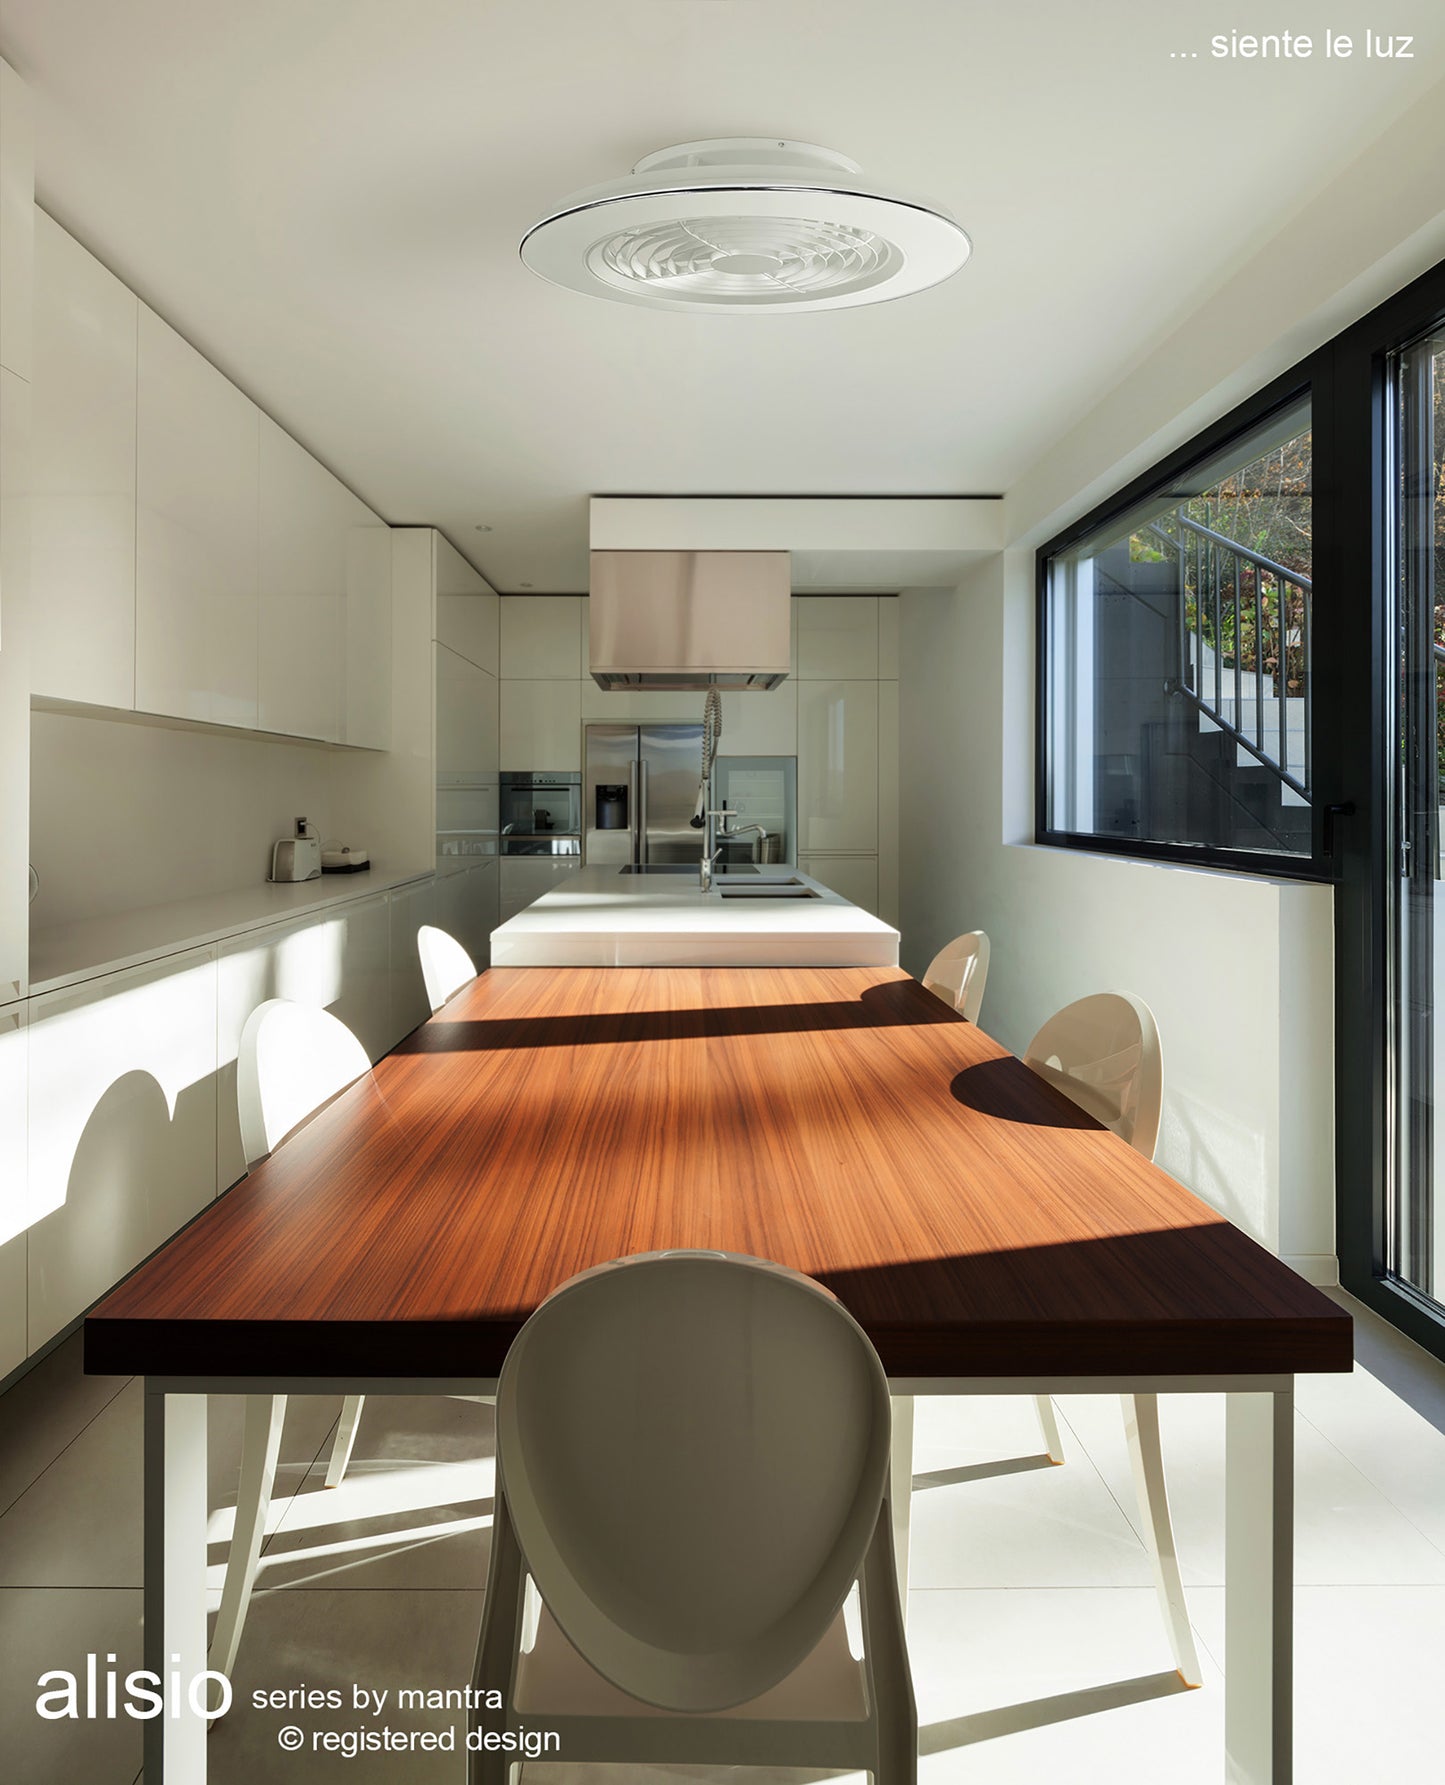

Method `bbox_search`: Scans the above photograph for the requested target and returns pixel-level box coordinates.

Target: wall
[898,555,1334,1276]
[28,711,337,929]
[893,87,1445,1284]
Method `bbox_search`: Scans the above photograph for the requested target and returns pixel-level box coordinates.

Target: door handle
[639,760,650,866]
[627,761,639,868]
[1323,801,1355,859]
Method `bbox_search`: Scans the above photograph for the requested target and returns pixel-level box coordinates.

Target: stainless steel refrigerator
[584,723,705,871]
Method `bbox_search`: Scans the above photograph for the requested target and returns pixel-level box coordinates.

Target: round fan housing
[520,139,971,313]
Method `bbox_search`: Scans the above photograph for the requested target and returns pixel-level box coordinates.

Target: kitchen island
[489,863,899,967]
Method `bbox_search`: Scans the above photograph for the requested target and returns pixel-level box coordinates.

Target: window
[1390,325,1445,1309]
[1039,396,1318,873]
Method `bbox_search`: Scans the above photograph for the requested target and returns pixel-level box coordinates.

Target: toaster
[270,834,322,882]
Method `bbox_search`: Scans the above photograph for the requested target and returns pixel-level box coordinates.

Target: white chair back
[418,924,477,1013]
[921,930,990,1023]
[495,1251,891,1714]
[1023,991,1163,1160]
[237,999,371,1165]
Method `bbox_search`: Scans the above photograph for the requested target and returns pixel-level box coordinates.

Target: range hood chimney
[589,550,790,690]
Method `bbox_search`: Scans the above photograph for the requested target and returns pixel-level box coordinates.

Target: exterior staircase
[1089,512,1312,855]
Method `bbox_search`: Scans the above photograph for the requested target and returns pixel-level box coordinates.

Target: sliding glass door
[1391,327,1445,1308]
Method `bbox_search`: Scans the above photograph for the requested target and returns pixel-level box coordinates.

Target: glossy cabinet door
[0,1001,27,1377]
[215,894,394,1192]
[799,853,879,916]
[258,417,343,741]
[435,860,496,975]
[500,678,582,770]
[721,681,798,756]
[877,679,900,927]
[0,366,29,1003]
[26,946,219,1351]
[796,597,879,680]
[436,536,498,673]
[29,214,139,709]
[135,306,259,727]
[797,679,879,853]
[501,594,583,679]
[388,878,436,1042]
[878,596,900,680]
[343,494,392,749]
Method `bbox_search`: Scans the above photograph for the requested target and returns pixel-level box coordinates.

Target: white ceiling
[3,0,1441,590]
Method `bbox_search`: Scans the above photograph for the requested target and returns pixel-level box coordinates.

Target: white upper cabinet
[797,679,879,853]
[258,416,343,741]
[796,597,879,679]
[135,305,259,728]
[342,491,392,750]
[500,678,581,770]
[29,215,139,709]
[436,537,499,674]
[502,594,583,679]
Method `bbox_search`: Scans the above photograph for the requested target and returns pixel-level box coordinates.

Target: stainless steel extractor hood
[589,550,790,690]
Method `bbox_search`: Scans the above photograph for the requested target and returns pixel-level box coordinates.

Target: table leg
[143,1386,209,1784]
[1225,1384,1293,1784]
[889,1393,914,1622]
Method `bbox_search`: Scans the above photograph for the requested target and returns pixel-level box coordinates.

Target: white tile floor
[1,1289,1443,1783]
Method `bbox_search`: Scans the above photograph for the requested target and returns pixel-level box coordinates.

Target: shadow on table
[402,979,961,1053]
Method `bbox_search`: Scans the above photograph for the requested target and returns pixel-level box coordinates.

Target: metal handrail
[1141,507,1311,796]
[1162,511,1312,591]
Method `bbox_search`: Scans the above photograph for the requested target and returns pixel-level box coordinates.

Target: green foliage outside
[1128,429,1312,718]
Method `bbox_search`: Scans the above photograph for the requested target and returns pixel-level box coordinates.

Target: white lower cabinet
[215,893,394,1193]
[388,878,436,1040]
[0,1001,29,1377]
[799,853,879,917]
[435,860,498,973]
[26,947,219,1353]
[499,857,580,926]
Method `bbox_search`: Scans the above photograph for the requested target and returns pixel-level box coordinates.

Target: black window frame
[1035,358,1334,883]
[1332,255,1445,1365]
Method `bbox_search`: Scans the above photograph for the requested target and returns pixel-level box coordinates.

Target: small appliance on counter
[322,846,370,874]
[269,817,323,883]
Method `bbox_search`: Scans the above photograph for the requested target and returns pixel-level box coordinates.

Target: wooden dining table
[87,964,1352,1785]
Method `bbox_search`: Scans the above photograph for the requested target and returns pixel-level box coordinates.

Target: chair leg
[1122,1392,1202,1686]
[326,1394,366,1488]
[859,1504,918,1785]
[210,1394,287,1693]
[1034,1394,1066,1463]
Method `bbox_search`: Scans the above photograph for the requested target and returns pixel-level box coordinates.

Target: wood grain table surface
[85,965,1352,1381]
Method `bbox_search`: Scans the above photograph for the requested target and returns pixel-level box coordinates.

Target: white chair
[214,999,494,1687]
[1022,992,1200,1687]
[419,923,477,1013]
[471,1250,915,1785]
[921,930,990,1023]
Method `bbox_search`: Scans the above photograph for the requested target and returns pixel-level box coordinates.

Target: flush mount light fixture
[519,139,971,313]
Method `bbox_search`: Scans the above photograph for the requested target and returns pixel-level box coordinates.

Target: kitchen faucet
[699,810,769,891]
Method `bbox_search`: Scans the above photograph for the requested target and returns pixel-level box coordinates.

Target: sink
[718,877,819,900]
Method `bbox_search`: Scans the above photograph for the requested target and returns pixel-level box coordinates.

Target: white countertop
[489,864,900,968]
[29,862,435,995]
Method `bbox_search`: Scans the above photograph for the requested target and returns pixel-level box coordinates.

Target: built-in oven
[499,772,582,856]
